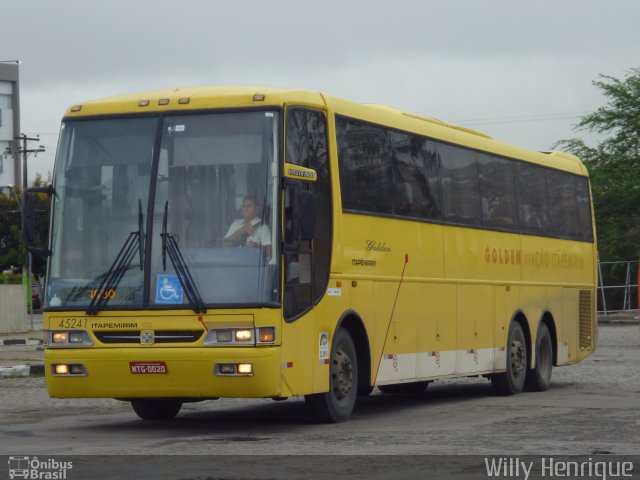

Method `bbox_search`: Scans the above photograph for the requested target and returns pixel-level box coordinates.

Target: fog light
[218,364,236,374]
[53,363,87,376]
[235,329,253,342]
[237,363,253,375]
[258,327,275,343]
[54,364,69,375]
[52,332,68,344]
[216,330,233,342]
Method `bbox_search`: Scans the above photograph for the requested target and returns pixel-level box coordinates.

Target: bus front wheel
[491,321,528,395]
[131,399,183,421]
[306,327,358,423]
[525,322,553,391]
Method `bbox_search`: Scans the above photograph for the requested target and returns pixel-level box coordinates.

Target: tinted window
[547,169,580,239]
[336,115,593,243]
[390,132,441,219]
[576,177,594,242]
[337,117,393,214]
[478,153,517,228]
[439,144,481,225]
[516,163,549,234]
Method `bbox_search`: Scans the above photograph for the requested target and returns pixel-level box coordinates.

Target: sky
[3,0,640,183]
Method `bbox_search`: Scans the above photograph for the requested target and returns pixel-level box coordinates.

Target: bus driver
[222,196,272,254]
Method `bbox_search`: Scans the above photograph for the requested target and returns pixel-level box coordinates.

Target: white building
[0,62,21,188]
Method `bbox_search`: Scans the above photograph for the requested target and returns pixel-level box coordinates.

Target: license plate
[129,361,168,374]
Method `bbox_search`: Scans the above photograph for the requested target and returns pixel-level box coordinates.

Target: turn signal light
[258,327,275,343]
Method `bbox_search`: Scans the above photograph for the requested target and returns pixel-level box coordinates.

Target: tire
[131,399,182,421]
[491,321,528,395]
[305,327,358,423]
[378,381,430,394]
[525,322,553,392]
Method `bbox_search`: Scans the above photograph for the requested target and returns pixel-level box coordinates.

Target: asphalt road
[1,325,639,479]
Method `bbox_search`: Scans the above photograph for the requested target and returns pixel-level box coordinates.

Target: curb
[0,364,45,378]
[598,318,639,325]
[0,339,43,346]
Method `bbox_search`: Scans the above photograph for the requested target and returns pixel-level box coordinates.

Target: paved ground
[1,323,639,478]
[0,324,638,452]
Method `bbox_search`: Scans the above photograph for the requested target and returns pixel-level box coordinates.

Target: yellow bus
[36,86,597,422]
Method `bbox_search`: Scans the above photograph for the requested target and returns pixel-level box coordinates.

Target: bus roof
[64,85,588,177]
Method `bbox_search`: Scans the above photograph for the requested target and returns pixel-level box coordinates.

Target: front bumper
[45,346,282,399]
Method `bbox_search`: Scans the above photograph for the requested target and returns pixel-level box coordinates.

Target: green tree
[555,67,640,261]
[0,175,51,279]
[0,191,23,273]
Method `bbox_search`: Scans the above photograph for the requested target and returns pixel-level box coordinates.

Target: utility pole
[13,134,45,323]
[15,134,45,191]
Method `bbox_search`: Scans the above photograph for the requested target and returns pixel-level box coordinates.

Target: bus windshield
[46,111,280,309]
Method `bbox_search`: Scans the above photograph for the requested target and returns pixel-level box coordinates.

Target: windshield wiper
[86,200,145,315]
[161,201,207,314]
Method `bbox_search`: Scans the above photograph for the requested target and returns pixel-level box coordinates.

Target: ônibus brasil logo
[8,456,73,479]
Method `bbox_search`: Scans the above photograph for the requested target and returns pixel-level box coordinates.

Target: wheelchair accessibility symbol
[155,275,183,304]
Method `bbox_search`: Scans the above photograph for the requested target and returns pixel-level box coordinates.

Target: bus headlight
[204,328,253,345]
[48,330,93,347]
[203,327,276,346]
[234,329,253,342]
[215,330,233,342]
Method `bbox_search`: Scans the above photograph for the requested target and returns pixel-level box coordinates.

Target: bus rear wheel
[378,381,430,394]
[131,399,183,421]
[526,322,553,391]
[306,327,358,423]
[491,321,528,395]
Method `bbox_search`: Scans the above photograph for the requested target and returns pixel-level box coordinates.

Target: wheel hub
[332,349,353,399]
[511,338,525,376]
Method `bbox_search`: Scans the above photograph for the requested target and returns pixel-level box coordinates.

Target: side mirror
[24,185,54,256]
[298,190,315,241]
[284,185,315,251]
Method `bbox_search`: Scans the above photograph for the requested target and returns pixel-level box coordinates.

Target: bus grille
[94,330,204,344]
[579,290,593,350]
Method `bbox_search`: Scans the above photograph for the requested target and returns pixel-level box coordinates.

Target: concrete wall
[0,62,20,187]
[0,285,27,333]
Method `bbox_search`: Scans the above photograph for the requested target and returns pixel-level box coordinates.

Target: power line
[452,111,590,127]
